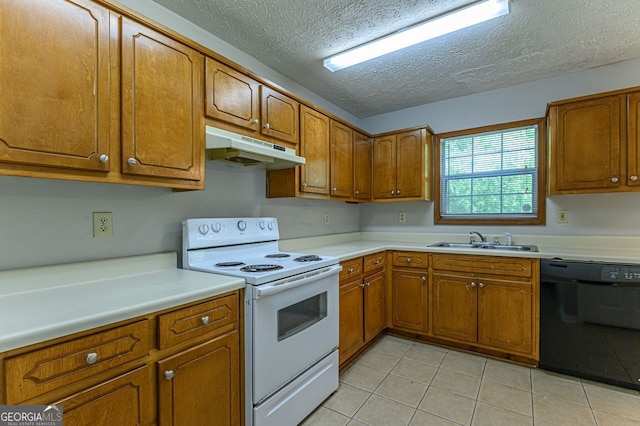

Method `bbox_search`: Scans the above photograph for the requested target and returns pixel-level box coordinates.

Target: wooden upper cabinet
[549,95,623,193]
[353,132,372,200]
[330,120,354,198]
[205,58,260,132]
[628,92,640,187]
[121,18,204,182]
[372,134,397,198]
[299,105,330,195]
[260,86,299,144]
[372,128,427,200]
[0,0,111,172]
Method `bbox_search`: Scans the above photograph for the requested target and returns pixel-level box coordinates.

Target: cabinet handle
[264,123,271,129]
[251,118,259,125]
[631,175,638,181]
[470,281,476,287]
[85,352,99,365]
[127,158,137,166]
[99,154,109,163]
[611,177,619,183]
[201,315,210,325]
[479,282,485,288]
[164,370,175,380]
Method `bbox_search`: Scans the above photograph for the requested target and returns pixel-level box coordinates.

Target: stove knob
[267,221,274,230]
[211,222,222,233]
[237,220,247,231]
[259,220,266,230]
[198,224,209,235]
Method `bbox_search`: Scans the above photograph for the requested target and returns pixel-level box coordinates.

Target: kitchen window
[434,118,546,225]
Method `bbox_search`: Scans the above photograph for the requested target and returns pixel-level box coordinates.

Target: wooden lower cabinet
[53,366,152,426]
[157,332,240,426]
[391,268,429,333]
[1,290,242,425]
[431,273,477,342]
[339,253,386,365]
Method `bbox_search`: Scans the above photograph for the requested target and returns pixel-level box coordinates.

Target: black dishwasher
[540,259,640,390]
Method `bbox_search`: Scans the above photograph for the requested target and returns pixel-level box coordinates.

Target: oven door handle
[254,264,342,299]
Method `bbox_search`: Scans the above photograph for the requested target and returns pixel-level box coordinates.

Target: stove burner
[294,255,322,262]
[265,253,291,259]
[240,264,284,273]
[215,261,245,267]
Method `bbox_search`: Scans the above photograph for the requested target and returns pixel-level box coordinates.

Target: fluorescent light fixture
[323,0,510,72]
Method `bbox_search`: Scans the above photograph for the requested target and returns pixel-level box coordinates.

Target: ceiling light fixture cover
[323,0,510,72]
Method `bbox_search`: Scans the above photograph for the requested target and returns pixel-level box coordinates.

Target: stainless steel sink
[428,242,538,252]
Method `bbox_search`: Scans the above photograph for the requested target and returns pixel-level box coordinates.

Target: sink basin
[428,242,538,252]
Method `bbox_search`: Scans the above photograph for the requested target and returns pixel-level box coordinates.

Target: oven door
[251,264,340,403]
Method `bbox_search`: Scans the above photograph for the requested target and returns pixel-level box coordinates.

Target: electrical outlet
[93,212,113,237]
[557,209,568,223]
[399,212,406,223]
[324,213,329,225]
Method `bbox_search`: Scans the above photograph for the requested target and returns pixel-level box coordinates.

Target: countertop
[279,232,640,263]
[0,252,244,353]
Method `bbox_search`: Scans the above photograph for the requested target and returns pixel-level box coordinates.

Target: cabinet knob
[302,182,308,187]
[421,276,426,282]
[127,158,137,166]
[360,283,366,288]
[365,282,371,287]
[479,282,485,288]
[264,123,271,129]
[85,352,99,365]
[201,315,210,325]
[611,177,619,183]
[332,187,337,192]
[355,190,359,195]
[391,190,396,195]
[406,258,411,263]
[470,281,476,288]
[631,175,638,181]
[99,154,109,163]
[397,189,401,195]
[252,118,259,125]
[164,370,175,380]
[348,267,354,273]
[374,260,379,264]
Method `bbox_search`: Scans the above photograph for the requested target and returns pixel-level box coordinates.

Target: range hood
[205,126,305,170]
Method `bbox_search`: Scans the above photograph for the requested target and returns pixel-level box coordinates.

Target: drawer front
[391,251,428,269]
[363,252,385,274]
[340,258,363,282]
[4,320,151,404]
[431,254,533,277]
[158,292,239,349]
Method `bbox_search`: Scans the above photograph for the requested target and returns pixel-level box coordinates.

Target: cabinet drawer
[158,292,239,349]
[4,320,151,404]
[431,254,533,277]
[391,251,428,269]
[363,252,385,274]
[340,258,363,282]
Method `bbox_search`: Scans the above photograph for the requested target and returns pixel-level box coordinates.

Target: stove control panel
[184,217,279,250]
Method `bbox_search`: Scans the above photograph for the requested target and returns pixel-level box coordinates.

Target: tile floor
[301,334,640,426]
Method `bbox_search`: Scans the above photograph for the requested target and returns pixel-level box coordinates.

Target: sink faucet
[469,231,486,243]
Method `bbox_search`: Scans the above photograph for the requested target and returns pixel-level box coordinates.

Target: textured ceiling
[152,0,640,118]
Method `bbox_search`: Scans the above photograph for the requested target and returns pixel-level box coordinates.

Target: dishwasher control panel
[602,266,640,283]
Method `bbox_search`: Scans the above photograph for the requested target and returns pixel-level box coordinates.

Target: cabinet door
[431,273,477,343]
[330,120,354,198]
[339,279,364,364]
[121,18,204,181]
[396,129,425,198]
[260,86,299,144]
[53,367,152,426]
[391,269,428,333]
[551,96,623,192]
[205,58,260,132]
[477,278,532,355]
[0,0,110,172]
[158,332,240,426]
[372,135,397,199]
[628,92,640,187]
[353,132,372,200]
[299,105,330,194]
[364,270,386,342]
